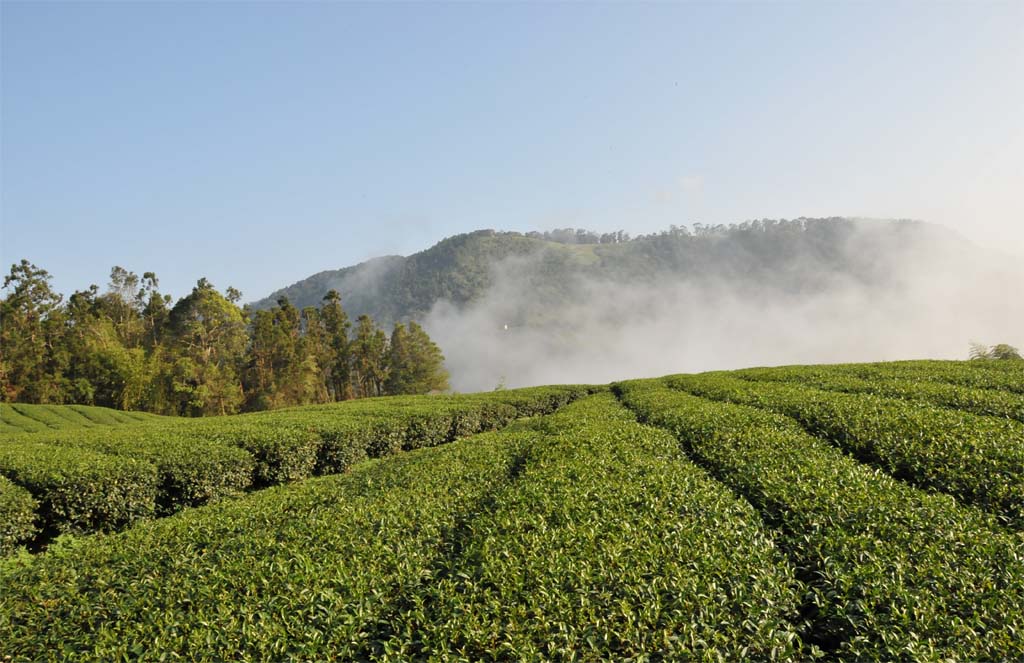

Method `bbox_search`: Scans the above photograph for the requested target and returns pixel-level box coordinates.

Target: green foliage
[732,364,1024,422]
[4,360,1023,660]
[0,477,36,555]
[380,394,806,660]
[385,321,450,395]
[4,427,255,515]
[0,403,161,434]
[616,379,1024,660]
[0,425,531,659]
[3,261,456,418]
[667,372,1024,527]
[0,441,157,535]
[254,219,919,321]
[0,260,67,404]
[0,394,804,660]
[970,341,1022,360]
[849,359,1024,394]
[0,386,590,544]
[189,420,323,488]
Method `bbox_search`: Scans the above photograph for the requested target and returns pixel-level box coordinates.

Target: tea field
[0,403,163,434]
[1,360,1023,661]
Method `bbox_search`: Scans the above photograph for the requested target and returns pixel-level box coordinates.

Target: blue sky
[2,1,1021,301]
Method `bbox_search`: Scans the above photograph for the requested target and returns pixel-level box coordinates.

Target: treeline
[523,228,632,245]
[0,260,449,416]
[521,217,903,245]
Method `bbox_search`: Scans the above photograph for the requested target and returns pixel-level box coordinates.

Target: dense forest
[0,261,448,416]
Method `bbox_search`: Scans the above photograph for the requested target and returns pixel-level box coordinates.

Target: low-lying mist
[423,223,1024,391]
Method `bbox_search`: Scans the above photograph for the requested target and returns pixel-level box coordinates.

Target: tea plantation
[2,361,1023,661]
[0,403,162,434]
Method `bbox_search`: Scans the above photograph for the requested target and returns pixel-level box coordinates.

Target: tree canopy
[0,264,450,415]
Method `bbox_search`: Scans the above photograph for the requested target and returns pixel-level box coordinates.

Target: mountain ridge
[251,218,964,327]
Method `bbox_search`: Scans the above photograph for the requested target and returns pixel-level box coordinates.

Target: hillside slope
[253,218,1022,392]
[252,231,550,324]
[253,218,961,325]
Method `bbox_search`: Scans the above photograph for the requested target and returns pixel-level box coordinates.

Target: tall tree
[351,314,388,398]
[384,321,448,395]
[62,283,148,410]
[163,279,247,416]
[297,306,330,404]
[0,260,67,402]
[384,323,412,395]
[138,272,171,351]
[320,290,352,401]
[2,260,452,413]
[402,321,449,394]
[245,308,278,410]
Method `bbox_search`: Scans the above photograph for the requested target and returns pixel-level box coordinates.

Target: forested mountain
[253,218,962,326]
[253,217,1015,392]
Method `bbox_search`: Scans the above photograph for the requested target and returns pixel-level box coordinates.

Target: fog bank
[423,226,1024,391]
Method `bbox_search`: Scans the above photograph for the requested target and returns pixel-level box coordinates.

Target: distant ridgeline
[252,217,960,327]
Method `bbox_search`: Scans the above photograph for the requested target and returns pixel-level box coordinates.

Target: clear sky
[2,1,1021,301]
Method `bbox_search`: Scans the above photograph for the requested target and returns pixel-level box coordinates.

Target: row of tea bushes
[0,394,806,660]
[378,393,806,660]
[616,380,1024,661]
[849,359,1024,394]
[0,421,536,659]
[667,373,1024,528]
[733,364,1024,422]
[2,429,255,516]
[0,440,158,543]
[0,386,591,552]
[0,403,160,435]
[0,477,36,556]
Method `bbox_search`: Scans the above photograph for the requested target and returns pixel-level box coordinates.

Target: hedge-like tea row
[0,403,161,434]
[4,429,256,515]
[733,365,1024,422]
[0,416,539,658]
[848,359,1024,394]
[0,440,157,537]
[667,373,1024,527]
[380,393,806,660]
[0,477,36,556]
[0,393,806,660]
[616,380,1024,661]
[182,385,589,482]
[0,386,591,547]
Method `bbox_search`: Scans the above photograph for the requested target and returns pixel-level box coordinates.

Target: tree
[138,272,171,351]
[320,290,352,400]
[1,260,452,413]
[62,283,149,409]
[351,314,388,398]
[385,321,449,395]
[385,323,412,395]
[402,321,449,394]
[970,341,1022,361]
[245,308,278,410]
[0,260,67,402]
[990,344,1022,361]
[297,306,329,404]
[163,279,247,416]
